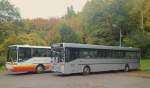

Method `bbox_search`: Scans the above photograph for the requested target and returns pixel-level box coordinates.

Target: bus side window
[65,48,70,62]
[97,49,105,58]
[42,49,48,57]
[32,48,45,57]
[79,49,89,59]
[32,48,38,57]
[125,51,137,59]
[65,48,79,62]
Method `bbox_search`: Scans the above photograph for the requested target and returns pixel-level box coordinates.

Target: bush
[0,56,6,66]
[0,65,5,72]
[143,48,150,59]
[140,59,150,72]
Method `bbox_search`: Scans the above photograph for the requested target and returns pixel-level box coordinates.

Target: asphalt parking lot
[0,71,150,88]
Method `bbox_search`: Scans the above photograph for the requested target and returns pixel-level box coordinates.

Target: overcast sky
[10,0,88,19]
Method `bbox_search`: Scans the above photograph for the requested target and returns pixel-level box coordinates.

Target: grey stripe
[78,62,138,65]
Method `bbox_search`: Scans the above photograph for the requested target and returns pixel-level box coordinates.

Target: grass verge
[0,56,6,72]
[140,59,150,72]
[0,65,5,72]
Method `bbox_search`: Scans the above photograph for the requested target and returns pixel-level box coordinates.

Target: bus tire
[36,64,45,73]
[83,66,90,75]
[124,64,129,72]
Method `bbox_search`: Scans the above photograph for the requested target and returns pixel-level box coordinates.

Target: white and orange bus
[5,45,53,73]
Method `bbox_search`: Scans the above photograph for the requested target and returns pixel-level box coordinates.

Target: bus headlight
[61,64,64,72]
[5,64,15,70]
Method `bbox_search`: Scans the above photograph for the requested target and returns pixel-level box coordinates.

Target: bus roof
[54,43,140,51]
[8,45,51,49]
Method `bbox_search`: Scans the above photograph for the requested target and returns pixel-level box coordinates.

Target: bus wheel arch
[83,65,91,75]
[124,64,130,72]
[36,64,45,73]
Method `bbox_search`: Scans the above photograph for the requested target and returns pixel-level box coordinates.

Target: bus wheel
[83,66,90,75]
[124,64,129,72]
[36,65,45,73]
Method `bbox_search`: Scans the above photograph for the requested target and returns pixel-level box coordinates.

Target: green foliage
[0,0,20,22]
[0,56,6,65]
[65,6,76,18]
[58,23,81,43]
[0,66,5,72]
[0,56,6,72]
[144,49,150,59]
[140,59,150,72]
[81,0,113,44]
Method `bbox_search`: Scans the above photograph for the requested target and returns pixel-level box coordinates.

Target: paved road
[0,71,150,88]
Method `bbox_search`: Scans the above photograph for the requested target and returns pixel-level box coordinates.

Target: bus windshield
[8,47,17,62]
[52,47,65,63]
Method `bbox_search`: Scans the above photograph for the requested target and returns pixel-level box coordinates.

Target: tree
[64,5,76,19]
[0,0,21,55]
[81,0,116,45]
[0,0,20,22]
[58,23,81,43]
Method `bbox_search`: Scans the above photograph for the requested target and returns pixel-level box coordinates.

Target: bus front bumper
[5,63,16,72]
[52,64,65,73]
[5,63,36,72]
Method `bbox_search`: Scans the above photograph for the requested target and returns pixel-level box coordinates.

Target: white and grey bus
[5,45,53,73]
[52,43,140,75]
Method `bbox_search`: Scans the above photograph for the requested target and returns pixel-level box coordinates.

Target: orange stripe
[11,64,37,72]
[43,64,52,70]
[11,64,52,72]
